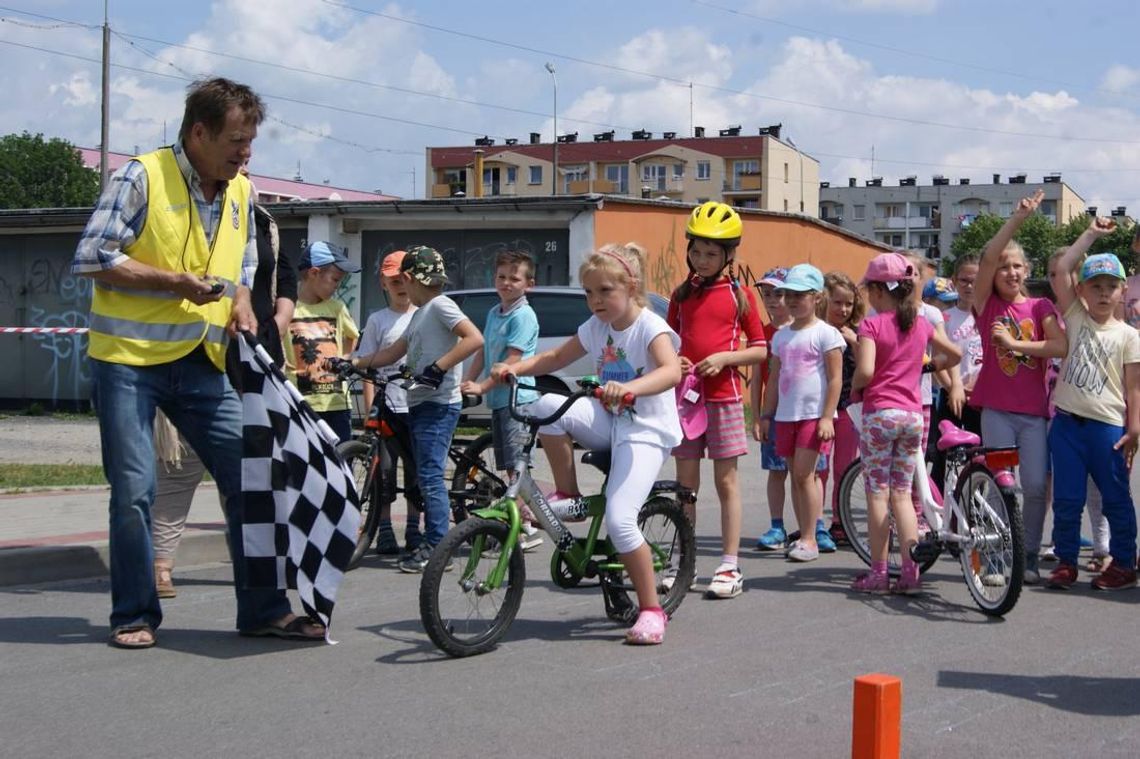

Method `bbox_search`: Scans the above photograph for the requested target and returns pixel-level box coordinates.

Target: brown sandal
[154,561,176,599]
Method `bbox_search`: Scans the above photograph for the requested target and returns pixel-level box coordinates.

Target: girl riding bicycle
[851,253,961,594]
[493,242,683,645]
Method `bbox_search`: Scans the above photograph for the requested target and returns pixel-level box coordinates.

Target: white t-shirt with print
[944,305,982,390]
[577,309,682,450]
[1052,302,1140,426]
[356,306,416,413]
[771,319,845,422]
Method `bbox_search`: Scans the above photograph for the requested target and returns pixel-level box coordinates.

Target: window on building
[881,204,901,218]
[696,161,710,180]
[562,164,588,193]
[784,199,789,212]
[784,162,789,183]
[605,164,629,194]
[732,159,760,191]
[672,163,684,180]
[999,202,1013,217]
[528,165,542,185]
[506,167,517,185]
[853,204,866,221]
[890,234,903,247]
[442,168,466,195]
[642,163,667,191]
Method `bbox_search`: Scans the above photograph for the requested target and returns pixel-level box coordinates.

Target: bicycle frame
[846,402,1018,552]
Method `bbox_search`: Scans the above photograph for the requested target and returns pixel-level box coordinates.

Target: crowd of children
[294,192,1140,646]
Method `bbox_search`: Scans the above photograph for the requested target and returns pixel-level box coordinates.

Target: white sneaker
[661,565,698,592]
[981,573,1007,587]
[787,542,820,562]
[706,564,743,599]
[518,523,544,552]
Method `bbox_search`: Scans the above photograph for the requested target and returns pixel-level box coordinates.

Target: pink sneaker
[850,571,890,594]
[892,565,922,595]
[624,608,667,645]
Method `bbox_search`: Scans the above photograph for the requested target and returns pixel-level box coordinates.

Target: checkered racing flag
[238,332,361,634]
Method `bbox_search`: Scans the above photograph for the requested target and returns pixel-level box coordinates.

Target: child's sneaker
[1091,563,1137,591]
[892,565,922,595]
[375,527,401,556]
[828,521,850,546]
[518,523,544,552]
[754,525,787,551]
[624,608,666,645]
[816,525,837,554]
[786,541,819,563]
[850,570,890,594]
[1046,563,1078,590]
[1040,544,1058,563]
[661,565,697,592]
[1023,553,1040,585]
[706,564,743,599]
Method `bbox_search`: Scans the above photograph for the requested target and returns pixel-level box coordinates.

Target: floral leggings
[860,409,924,494]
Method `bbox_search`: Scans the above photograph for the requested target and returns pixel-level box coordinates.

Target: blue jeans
[407,401,460,546]
[1048,412,1137,569]
[91,349,292,632]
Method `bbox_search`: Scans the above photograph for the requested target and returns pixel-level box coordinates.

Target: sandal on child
[624,608,667,645]
[154,561,176,599]
[109,623,156,650]
[850,571,890,594]
[1087,555,1112,574]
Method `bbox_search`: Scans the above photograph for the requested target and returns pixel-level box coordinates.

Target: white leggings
[532,394,669,554]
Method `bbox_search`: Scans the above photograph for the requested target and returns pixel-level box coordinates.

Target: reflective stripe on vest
[86,148,250,370]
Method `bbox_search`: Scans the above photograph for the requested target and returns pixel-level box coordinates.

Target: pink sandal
[625,608,667,645]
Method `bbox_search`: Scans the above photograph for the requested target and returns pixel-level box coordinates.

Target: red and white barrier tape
[0,327,89,334]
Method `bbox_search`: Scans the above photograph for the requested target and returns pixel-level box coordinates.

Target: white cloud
[1101,64,1140,93]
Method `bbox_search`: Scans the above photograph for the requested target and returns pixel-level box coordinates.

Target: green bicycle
[418,376,697,657]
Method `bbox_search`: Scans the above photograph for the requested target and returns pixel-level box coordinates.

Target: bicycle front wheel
[337,439,381,570]
[837,458,938,578]
[419,517,526,657]
[955,464,1023,617]
[449,432,506,523]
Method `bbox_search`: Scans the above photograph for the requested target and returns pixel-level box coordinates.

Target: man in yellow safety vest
[72,77,321,649]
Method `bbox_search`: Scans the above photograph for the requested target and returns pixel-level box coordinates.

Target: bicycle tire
[954,463,1023,617]
[449,431,506,523]
[338,439,381,570]
[604,496,696,620]
[419,517,526,657]
[837,458,939,578]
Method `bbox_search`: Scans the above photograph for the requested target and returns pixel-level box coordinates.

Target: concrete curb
[0,526,231,586]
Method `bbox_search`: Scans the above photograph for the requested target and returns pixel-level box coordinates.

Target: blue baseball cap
[299,240,361,273]
[778,263,824,292]
[922,277,959,303]
[1079,253,1126,283]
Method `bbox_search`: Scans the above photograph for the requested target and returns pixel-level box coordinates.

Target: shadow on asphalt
[937,671,1140,716]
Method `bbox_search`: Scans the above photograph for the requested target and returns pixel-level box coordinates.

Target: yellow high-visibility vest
[87,147,250,371]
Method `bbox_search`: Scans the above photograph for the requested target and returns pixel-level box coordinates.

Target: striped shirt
[72,142,257,288]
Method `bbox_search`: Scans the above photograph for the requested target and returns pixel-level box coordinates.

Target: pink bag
[675,371,708,440]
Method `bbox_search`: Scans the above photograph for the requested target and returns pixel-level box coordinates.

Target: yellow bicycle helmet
[686,201,743,245]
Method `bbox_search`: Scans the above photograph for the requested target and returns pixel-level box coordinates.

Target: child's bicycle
[327,359,508,569]
[418,376,697,657]
[836,402,1025,616]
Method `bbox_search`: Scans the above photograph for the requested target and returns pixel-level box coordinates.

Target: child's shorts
[761,440,829,472]
[672,401,748,460]
[491,405,531,472]
[774,418,834,460]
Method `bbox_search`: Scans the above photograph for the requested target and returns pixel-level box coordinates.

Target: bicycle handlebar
[504,374,634,426]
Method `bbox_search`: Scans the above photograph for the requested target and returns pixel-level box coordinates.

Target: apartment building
[425,124,820,215]
[818,173,1089,260]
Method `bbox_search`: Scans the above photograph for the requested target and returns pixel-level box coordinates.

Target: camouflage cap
[400,245,450,286]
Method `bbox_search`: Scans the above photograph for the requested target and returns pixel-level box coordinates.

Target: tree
[0,132,100,209]
[946,211,1059,276]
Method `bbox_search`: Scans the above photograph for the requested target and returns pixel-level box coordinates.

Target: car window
[528,293,593,338]
[647,292,669,318]
[454,293,500,326]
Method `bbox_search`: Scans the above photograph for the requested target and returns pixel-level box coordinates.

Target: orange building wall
[593,202,887,301]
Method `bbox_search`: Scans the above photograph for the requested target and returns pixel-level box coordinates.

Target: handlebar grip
[591,388,636,410]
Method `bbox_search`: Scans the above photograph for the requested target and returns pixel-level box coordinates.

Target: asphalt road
[4,453,1140,758]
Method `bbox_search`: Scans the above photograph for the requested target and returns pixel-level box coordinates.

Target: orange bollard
[851,673,901,759]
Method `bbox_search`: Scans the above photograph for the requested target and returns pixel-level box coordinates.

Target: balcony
[724,173,763,193]
[873,215,934,230]
[431,183,455,198]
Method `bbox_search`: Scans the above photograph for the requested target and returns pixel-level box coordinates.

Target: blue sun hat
[1079,253,1126,283]
[778,263,824,292]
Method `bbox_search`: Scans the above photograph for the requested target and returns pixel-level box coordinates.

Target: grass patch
[0,463,108,489]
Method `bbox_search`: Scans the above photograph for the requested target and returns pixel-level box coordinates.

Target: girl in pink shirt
[852,253,961,594]
[971,190,1066,585]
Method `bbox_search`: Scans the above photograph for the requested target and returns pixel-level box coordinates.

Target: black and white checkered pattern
[238,334,361,630]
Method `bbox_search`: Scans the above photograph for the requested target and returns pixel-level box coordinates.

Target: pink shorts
[775,418,834,459]
[672,401,748,460]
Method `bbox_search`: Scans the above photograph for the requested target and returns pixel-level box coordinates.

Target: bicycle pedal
[910,540,940,563]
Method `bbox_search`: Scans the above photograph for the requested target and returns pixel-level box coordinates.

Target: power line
[690,0,1136,101]
[319,0,1140,146]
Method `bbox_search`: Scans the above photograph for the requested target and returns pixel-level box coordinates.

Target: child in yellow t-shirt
[285,241,360,441]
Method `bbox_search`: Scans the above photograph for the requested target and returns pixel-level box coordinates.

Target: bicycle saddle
[581,450,611,475]
[936,420,981,451]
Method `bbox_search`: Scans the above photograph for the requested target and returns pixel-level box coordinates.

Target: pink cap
[861,253,915,289]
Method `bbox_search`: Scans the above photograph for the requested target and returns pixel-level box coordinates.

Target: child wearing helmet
[666,202,768,598]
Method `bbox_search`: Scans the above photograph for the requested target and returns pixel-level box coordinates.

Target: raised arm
[1055,217,1118,314]
[974,189,1044,312]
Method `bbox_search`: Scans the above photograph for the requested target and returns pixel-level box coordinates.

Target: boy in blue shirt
[462,250,543,550]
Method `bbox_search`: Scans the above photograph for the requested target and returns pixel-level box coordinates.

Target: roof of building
[76,147,398,202]
[429,134,775,169]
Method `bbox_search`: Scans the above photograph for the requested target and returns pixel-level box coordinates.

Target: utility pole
[99,0,110,191]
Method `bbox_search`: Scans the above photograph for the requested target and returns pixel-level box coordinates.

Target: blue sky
[2,0,1138,211]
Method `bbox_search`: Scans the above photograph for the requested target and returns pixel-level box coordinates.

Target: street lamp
[786,136,804,214]
[545,61,558,196]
